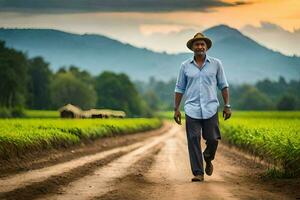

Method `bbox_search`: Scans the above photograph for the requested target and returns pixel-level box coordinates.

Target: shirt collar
[190,55,211,64]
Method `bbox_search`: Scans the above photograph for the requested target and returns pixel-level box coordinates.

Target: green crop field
[220,111,300,177]
[155,111,186,120]
[158,110,300,177]
[0,118,162,159]
[24,110,60,118]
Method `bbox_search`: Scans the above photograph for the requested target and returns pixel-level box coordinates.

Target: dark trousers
[185,112,220,176]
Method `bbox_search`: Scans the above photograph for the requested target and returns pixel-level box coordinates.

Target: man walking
[174,32,231,182]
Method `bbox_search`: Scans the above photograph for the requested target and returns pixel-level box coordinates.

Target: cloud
[136,26,201,53]
[244,21,284,31]
[0,0,249,13]
[241,21,300,56]
[139,24,194,36]
[243,21,300,35]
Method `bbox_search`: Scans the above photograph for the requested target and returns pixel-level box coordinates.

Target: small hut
[86,109,126,118]
[108,110,126,118]
[89,109,109,118]
[58,104,82,118]
[58,104,126,119]
[81,110,92,118]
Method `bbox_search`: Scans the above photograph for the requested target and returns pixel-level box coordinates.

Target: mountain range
[0,25,299,83]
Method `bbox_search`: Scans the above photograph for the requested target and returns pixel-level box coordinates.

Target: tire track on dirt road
[93,125,298,200]
[36,125,180,200]
[1,123,298,200]
[0,124,180,200]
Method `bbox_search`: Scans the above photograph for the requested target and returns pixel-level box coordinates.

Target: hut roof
[58,104,126,118]
[58,104,82,114]
[87,109,126,117]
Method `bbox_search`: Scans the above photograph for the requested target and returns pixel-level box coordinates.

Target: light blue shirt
[174,55,229,119]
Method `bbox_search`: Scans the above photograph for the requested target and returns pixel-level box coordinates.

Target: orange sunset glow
[0,0,299,54]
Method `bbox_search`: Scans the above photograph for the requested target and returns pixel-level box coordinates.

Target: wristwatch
[224,104,231,108]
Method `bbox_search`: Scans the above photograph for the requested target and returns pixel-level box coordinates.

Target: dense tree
[95,71,151,116]
[135,77,176,110]
[2,39,300,114]
[68,65,95,85]
[0,41,28,108]
[277,95,297,110]
[137,76,300,111]
[26,57,52,109]
[50,72,97,109]
[142,90,160,111]
[235,85,274,110]
[256,76,287,102]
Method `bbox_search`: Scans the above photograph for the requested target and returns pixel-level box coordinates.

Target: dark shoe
[191,174,204,182]
[205,160,213,176]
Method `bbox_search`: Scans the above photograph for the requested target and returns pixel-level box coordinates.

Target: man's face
[192,40,207,56]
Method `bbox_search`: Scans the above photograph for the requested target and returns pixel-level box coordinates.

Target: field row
[0,118,162,159]
[157,111,300,176]
[219,112,300,176]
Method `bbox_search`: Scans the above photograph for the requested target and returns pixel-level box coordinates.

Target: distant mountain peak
[205,24,241,34]
[0,27,299,83]
[203,24,244,42]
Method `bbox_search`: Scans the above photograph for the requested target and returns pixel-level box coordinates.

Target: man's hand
[223,107,232,120]
[174,109,182,125]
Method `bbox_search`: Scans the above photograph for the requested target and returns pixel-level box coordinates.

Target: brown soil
[0,122,170,177]
[92,129,300,200]
[0,122,299,200]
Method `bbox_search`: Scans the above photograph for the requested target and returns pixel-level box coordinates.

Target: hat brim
[186,37,212,51]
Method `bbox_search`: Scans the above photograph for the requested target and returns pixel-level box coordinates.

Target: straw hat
[186,32,212,51]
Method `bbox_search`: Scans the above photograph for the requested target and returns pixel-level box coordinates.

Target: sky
[0,0,300,55]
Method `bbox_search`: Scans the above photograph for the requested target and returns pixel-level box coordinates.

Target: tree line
[1,39,299,118]
[135,76,300,111]
[0,41,151,117]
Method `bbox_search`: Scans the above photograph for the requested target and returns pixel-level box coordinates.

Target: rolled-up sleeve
[174,63,187,94]
[216,60,229,90]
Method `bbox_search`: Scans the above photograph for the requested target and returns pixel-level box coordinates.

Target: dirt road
[0,122,299,200]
